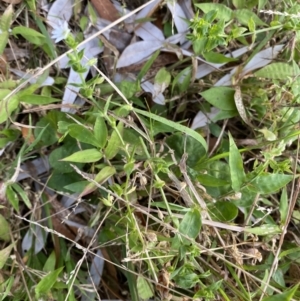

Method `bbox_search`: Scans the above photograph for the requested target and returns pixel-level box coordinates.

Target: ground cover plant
[0,0,300,300]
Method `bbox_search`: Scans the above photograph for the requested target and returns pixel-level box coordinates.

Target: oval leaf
[62,149,103,163]
[68,124,101,148]
[209,201,238,222]
[179,208,202,242]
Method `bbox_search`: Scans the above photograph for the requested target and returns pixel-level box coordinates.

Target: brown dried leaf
[90,0,119,22]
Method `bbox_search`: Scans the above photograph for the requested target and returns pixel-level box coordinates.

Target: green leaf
[229,132,246,191]
[200,87,236,111]
[250,173,293,194]
[279,188,288,225]
[20,95,60,105]
[62,149,103,163]
[254,63,299,80]
[0,214,10,242]
[35,267,64,299]
[245,224,281,236]
[209,201,238,222]
[154,67,171,94]
[196,174,229,187]
[261,284,299,301]
[104,122,124,160]
[179,208,202,243]
[12,26,46,46]
[133,107,208,152]
[68,124,101,148]
[0,244,13,269]
[0,31,9,55]
[202,52,238,64]
[79,166,116,197]
[0,129,20,148]
[234,9,266,26]
[0,90,19,124]
[43,251,56,272]
[119,81,140,99]
[195,3,232,21]
[11,183,32,209]
[232,0,246,8]
[137,50,160,81]
[0,4,13,32]
[137,276,153,300]
[172,67,192,93]
[6,185,19,211]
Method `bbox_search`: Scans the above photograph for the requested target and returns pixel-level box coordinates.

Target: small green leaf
[62,149,102,163]
[202,52,238,64]
[0,90,19,124]
[210,201,238,222]
[245,224,281,236]
[172,67,191,93]
[12,26,46,46]
[35,267,64,299]
[0,4,13,32]
[229,132,246,191]
[137,276,154,300]
[0,244,13,269]
[261,284,299,301]
[195,3,232,21]
[20,95,60,105]
[6,185,19,211]
[179,208,201,243]
[0,31,9,55]
[94,116,108,149]
[68,124,101,148]
[43,251,56,272]
[154,67,171,95]
[200,87,236,111]
[104,122,124,160]
[250,173,293,194]
[79,166,116,197]
[258,128,277,141]
[11,183,32,209]
[279,188,288,225]
[232,0,246,8]
[0,214,10,242]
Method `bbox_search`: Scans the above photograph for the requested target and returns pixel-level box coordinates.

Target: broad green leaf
[250,173,293,194]
[0,90,19,124]
[119,81,140,99]
[12,26,46,46]
[68,124,101,148]
[0,129,19,148]
[254,63,299,80]
[179,208,201,243]
[104,122,124,160]
[232,0,246,8]
[209,201,238,222]
[0,4,13,32]
[62,149,102,163]
[195,3,232,21]
[35,267,64,299]
[200,87,236,111]
[20,95,60,105]
[245,224,281,236]
[229,132,246,191]
[0,244,13,268]
[137,276,153,300]
[234,9,266,26]
[202,52,238,64]
[279,188,288,225]
[262,284,299,301]
[79,166,116,197]
[0,214,10,242]
[258,0,268,10]
[133,107,208,152]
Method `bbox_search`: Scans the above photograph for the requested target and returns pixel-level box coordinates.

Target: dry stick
[259,136,300,300]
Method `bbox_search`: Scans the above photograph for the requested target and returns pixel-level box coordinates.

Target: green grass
[0,0,300,300]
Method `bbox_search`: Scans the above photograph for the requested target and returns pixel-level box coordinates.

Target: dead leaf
[90,0,119,22]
